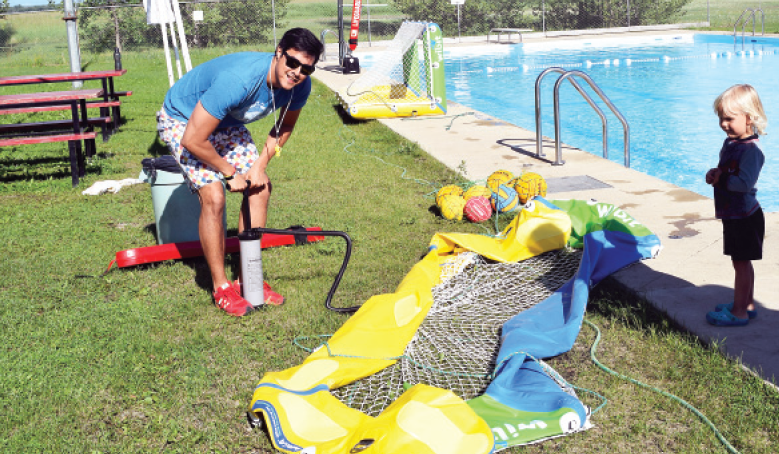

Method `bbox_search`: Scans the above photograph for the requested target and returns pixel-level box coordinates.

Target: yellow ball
[436,185,463,206]
[514,172,548,204]
[438,194,466,221]
[463,185,491,201]
[487,170,514,192]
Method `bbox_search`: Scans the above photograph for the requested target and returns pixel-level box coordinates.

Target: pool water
[443,34,779,212]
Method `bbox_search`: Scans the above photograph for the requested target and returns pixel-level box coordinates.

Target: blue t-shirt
[713,134,764,220]
[162,52,311,129]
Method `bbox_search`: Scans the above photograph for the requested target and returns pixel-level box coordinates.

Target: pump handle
[242,180,252,233]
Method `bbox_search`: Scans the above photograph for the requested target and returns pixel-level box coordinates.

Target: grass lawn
[1,10,778,454]
[682,0,779,33]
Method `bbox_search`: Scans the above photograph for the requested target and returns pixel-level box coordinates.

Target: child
[705,84,767,326]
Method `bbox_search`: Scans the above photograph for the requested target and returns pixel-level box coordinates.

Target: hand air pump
[238,182,265,307]
[237,181,358,313]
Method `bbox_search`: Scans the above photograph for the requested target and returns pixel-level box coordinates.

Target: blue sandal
[714,302,757,319]
[706,307,749,326]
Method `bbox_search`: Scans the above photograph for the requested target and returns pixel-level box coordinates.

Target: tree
[179,0,288,48]
[390,0,536,36]
[536,0,692,30]
[389,0,692,35]
[79,0,156,53]
[78,0,288,53]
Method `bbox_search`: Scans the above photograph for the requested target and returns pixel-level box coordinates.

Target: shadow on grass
[136,222,217,293]
[0,152,110,183]
[589,277,692,339]
[147,136,169,157]
[332,103,368,126]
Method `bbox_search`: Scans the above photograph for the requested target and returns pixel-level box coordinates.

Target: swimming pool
[443,33,779,212]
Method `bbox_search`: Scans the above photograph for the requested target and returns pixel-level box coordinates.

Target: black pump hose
[249,227,357,314]
[238,182,357,314]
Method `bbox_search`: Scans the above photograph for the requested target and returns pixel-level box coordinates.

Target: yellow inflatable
[249,200,572,454]
[336,85,446,119]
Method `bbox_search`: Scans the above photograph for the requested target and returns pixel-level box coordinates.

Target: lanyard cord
[268,73,293,157]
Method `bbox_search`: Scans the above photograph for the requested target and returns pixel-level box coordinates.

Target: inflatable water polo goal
[336,21,447,119]
[249,197,662,453]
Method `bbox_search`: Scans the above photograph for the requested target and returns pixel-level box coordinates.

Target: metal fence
[0,0,777,55]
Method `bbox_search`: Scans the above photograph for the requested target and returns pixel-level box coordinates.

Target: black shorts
[723,208,764,261]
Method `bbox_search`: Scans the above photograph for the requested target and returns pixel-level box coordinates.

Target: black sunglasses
[282,50,315,76]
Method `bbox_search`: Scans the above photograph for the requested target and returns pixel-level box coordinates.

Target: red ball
[464,196,492,222]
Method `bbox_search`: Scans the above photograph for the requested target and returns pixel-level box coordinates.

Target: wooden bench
[0,131,98,186]
[0,71,131,138]
[0,88,105,186]
[0,101,121,115]
[0,96,129,135]
[488,28,533,43]
[0,116,112,142]
[0,131,97,147]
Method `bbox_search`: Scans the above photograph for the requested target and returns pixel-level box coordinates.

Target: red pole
[348,0,362,51]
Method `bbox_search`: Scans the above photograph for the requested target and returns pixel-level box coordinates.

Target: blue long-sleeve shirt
[713,134,764,220]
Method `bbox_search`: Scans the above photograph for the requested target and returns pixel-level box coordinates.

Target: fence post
[627,0,631,28]
[338,0,345,65]
[63,0,82,88]
[365,0,372,46]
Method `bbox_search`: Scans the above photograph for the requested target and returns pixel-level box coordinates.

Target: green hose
[584,318,741,454]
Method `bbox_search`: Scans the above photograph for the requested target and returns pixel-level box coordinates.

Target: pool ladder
[733,8,765,42]
[320,29,347,63]
[535,68,630,167]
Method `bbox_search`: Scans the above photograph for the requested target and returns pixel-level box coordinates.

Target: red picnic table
[0,70,130,135]
[0,88,104,187]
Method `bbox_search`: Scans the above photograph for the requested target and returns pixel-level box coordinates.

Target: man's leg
[198,181,229,289]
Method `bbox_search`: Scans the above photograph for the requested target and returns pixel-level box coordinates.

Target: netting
[346,21,427,97]
[332,247,584,418]
[338,21,446,118]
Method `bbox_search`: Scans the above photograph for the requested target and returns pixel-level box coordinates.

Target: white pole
[168,19,183,79]
[170,0,193,72]
[161,22,175,87]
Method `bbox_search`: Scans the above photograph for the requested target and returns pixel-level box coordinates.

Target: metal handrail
[320,29,342,62]
[733,8,765,41]
[534,67,630,167]
[535,67,605,159]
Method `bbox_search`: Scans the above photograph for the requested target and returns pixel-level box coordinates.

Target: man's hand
[226,172,248,192]
[246,165,269,191]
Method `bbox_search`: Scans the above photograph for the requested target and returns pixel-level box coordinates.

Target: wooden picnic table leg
[69,101,84,186]
[108,77,121,133]
[78,98,96,161]
[99,78,111,141]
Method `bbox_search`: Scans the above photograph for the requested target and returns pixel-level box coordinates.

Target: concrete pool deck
[313,30,779,387]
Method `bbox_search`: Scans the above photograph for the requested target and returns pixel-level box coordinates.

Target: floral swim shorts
[156,108,259,192]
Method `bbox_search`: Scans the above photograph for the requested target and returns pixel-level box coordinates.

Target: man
[157,28,324,316]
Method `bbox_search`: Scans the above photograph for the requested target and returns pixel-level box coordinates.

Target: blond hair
[714,84,768,135]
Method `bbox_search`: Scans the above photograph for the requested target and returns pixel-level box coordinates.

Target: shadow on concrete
[611,263,778,386]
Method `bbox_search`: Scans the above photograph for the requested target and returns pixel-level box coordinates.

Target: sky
[11,0,77,7]
[12,0,57,6]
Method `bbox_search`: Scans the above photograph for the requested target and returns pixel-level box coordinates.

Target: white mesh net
[332,247,584,417]
[342,21,435,109]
